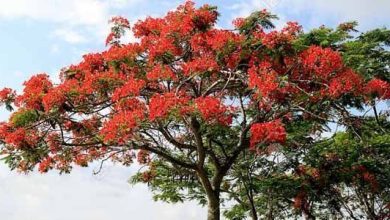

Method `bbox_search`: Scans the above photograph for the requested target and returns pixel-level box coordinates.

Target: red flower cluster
[0,124,26,148]
[133,17,165,38]
[82,71,125,94]
[195,96,232,125]
[206,30,242,51]
[100,110,144,144]
[102,43,141,61]
[112,78,145,102]
[148,37,183,63]
[141,170,156,182]
[328,69,363,98]
[182,55,219,76]
[248,62,279,98]
[110,16,130,29]
[74,153,89,167]
[74,53,105,74]
[42,88,66,112]
[250,120,286,148]
[42,79,81,112]
[38,156,53,173]
[0,88,15,103]
[354,165,379,192]
[149,93,189,121]
[137,150,151,164]
[365,78,390,99]
[192,4,218,30]
[46,132,61,153]
[15,74,53,110]
[261,22,302,49]
[232,17,245,29]
[132,1,219,63]
[296,165,321,180]
[146,65,176,81]
[300,46,343,80]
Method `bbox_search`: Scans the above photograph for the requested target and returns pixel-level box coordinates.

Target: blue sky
[0,1,389,219]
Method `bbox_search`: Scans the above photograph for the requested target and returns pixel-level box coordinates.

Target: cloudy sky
[0,0,389,219]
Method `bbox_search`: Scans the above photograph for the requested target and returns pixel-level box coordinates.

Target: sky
[0,0,389,219]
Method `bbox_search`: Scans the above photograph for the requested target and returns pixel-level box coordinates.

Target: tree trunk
[207,191,220,220]
[250,207,258,220]
[248,191,258,220]
[303,210,315,220]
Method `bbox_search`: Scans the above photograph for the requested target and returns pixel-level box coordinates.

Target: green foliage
[130,160,207,205]
[294,23,390,81]
[237,10,278,35]
[10,109,39,127]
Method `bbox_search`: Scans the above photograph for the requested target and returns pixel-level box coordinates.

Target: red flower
[328,69,363,98]
[78,53,105,73]
[192,5,218,29]
[206,30,242,51]
[0,88,15,103]
[38,156,53,173]
[146,65,177,81]
[195,96,232,125]
[112,78,145,102]
[74,154,89,167]
[47,132,61,153]
[4,127,27,148]
[137,150,151,164]
[103,43,141,61]
[300,46,343,80]
[133,17,165,38]
[250,120,286,148]
[15,74,53,110]
[182,55,219,76]
[260,22,301,49]
[365,78,390,99]
[100,110,144,144]
[105,32,117,46]
[248,62,279,98]
[232,18,245,29]
[148,92,189,121]
[42,88,66,112]
[110,16,130,29]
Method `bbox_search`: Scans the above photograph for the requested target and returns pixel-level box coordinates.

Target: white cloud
[228,0,390,30]
[0,0,107,44]
[0,163,206,220]
[0,0,144,44]
[0,0,107,25]
[52,28,86,44]
[228,0,282,17]
[282,0,390,20]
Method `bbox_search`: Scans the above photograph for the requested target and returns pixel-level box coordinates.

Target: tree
[0,2,389,220]
[221,23,390,220]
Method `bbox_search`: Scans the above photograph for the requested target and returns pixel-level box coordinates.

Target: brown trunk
[248,190,258,220]
[207,191,220,220]
[250,206,258,220]
[303,209,315,220]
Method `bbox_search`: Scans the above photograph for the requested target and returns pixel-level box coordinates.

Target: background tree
[0,2,389,220]
[222,22,390,220]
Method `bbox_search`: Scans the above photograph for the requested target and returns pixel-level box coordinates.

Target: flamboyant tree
[0,2,389,220]
[220,24,390,220]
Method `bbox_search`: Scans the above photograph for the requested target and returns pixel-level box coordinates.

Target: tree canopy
[0,2,389,220]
